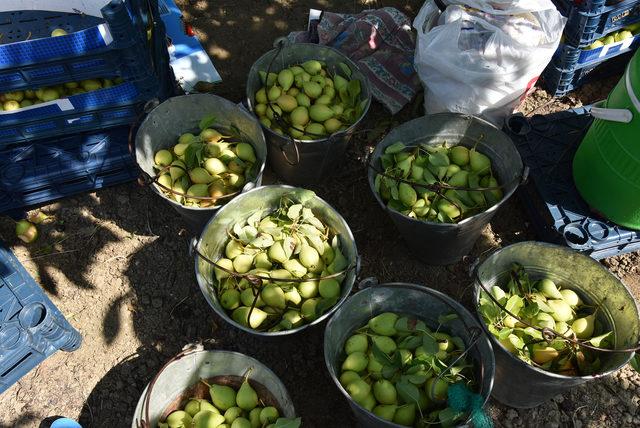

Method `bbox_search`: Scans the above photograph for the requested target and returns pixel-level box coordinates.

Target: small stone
[140,295,150,305]
[553,394,564,403]
[621,378,631,390]
[506,409,518,420]
[152,298,162,308]
[574,421,582,428]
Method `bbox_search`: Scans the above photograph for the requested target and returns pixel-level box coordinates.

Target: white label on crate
[0,98,74,116]
[0,1,111,17]
[98,23,114,45]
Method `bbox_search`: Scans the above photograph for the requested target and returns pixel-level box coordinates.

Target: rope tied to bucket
[447,383,493,428]
[475,263,640,355]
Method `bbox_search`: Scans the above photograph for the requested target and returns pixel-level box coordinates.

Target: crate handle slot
[590,106,633,123]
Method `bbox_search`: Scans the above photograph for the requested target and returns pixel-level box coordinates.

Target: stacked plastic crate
[0,0,174,215]
[0,241,82,394]
[543,0,640,96]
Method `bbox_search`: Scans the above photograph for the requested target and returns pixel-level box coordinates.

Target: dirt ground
[1,1,639,427]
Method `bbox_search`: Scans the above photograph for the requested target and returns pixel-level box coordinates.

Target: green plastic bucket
[573,49,640,230]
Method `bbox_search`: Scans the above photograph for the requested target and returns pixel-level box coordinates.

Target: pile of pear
[339,312,474,427]
[153,128,257,207]
[0,78,122,111]
[481,277,613,375]
[214,199,348,332]
[158,376,286,428]
[375,143,503,223]
[253,60,362,140]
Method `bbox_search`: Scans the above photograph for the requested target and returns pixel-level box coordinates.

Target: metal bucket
[324,282,495,427]
[131,346,296,428]
[473,241,640,408]
[135,94,267,233]
[246,43,372,185]
[367,113,524,265]
[193,185,359,336]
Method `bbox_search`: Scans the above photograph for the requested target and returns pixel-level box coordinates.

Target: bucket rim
[134,94,268,212]
[245,42,373,144]
[136,347,294,427]
[324,282,495,427]
[367,112,524,229]
[472,240,640,381]
[193,184,359,337]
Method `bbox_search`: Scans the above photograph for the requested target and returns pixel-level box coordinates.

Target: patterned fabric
[287,8,420,114]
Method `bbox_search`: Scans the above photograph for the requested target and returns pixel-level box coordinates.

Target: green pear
[277,69,294,91]
[220,289,241,310]
[342,352,368,372]
[531,344,559,364]
[232,306,268,329]
[192,410,225,428]
[344,334,368,354]
[368,313,398,336]
[231,418,251,428]
[166,410,192,428]
[248,407,263,428]
[339,371,360,387]
[547,299,573,322]
[259,407,279,425]
[236,378,258,410]
[371,335,396,355]
[210,384,237,411]
[560,289,581,307]
[318,278,340,299]
[346,379,371,404]
[538,279,563,299]
[572,314,595,339]
[224,407,243,424]
[261,284,286,309]
[469,147,491,174]
[393,403,416,426]
[373,379,397,405]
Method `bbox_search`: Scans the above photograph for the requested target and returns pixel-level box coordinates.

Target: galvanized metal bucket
[324,282,495,427]
[193,185,359,336]
[367,113,524,265]
[246,42,372,185]
[131,346,296,428]
[135,94,267,232]
[473,241,640,408]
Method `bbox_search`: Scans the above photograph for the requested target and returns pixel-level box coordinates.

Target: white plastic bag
[413,0,566,125]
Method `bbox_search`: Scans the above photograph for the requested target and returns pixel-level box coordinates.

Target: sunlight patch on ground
[209,44,231,60]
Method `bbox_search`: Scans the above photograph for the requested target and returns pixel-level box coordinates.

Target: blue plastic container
[0,126,138,214]
[0,1,154,91]
[552,0,640,47]
[504,107,640,259]
[0,242,81,394]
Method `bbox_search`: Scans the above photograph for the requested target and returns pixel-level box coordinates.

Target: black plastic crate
[0,242,81,394]
[504,107,640,259]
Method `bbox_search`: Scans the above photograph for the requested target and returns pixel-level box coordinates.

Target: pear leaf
[274,417,302,428]
[338,62,352,78]
[199,114,217,131]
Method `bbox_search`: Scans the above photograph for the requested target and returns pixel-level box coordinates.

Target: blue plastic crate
[552,0,640,47]
[504,107,640,259]
[0,242,81,394]
[542,49,632,96]
[0,78,158,146]
[0,126,138,214]
[0,1,157,91]
[553,33,640,69]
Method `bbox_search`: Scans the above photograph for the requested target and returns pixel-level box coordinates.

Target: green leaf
[422,335,439,355]
[428,152,450,167]
[397,335,422,351]
[385,142,406,155]
[338,88,349,105]
[347,79,361,105]
[372,341,395,366]
[479,302,500,323]
[374,174,381,193]
[520,302,540,320]
[631,355,640,372]
[338,62,352,78]
[274,417,302,428]
[382,364,399,379]
[497,328,513,340]
[199,114,217,131]
[287,204,303,220]
[438,313,458,325]
[250,233,274,249]
[586,331,613,348]
[451,336,465,351]
[505,295,524,316]
[380,154,394,170]
[184,142,205,170]
[246,211,262,227]
[406,373,428,385]
[396,379,421,407]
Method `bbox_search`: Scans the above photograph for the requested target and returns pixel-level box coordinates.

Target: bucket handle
[135,343,208,428]
[589,107,633,123]
[280,136,302,166]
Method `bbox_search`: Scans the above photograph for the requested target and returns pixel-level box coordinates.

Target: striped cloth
[287,8,420,114]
